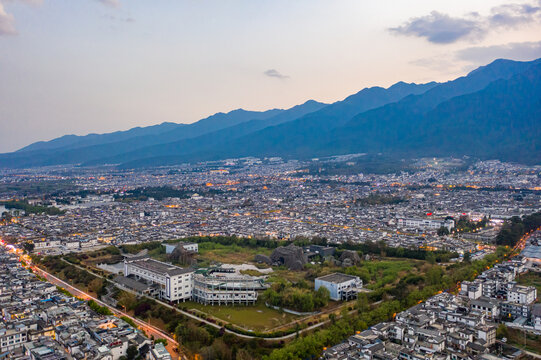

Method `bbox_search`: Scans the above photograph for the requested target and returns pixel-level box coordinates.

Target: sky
[1,0,541,152]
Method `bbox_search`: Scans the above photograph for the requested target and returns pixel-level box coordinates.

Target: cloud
[97,0,120,8]
[411,40,541,76]
[457,41,541,63]
[264,69,289,79]
[0,3,16,36]
[390,11,482,44]
[2,0,43,5]
[391,1,541,44]
[0,0,43,36]
[489,2,541,27]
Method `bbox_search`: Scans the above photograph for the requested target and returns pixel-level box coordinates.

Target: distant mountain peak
[2,57,540,168]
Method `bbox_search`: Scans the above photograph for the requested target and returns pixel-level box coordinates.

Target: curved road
[31,265,184,359]
[45,259,333,341]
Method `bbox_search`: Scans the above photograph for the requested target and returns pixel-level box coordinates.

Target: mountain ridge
[1,57,540,168]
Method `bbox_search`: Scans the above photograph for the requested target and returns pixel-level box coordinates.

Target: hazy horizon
[1,0,541,152]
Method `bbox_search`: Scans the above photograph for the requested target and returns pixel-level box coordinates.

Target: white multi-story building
[123,259,267,306]
[0,325,28,353]
[507,284,537,304]
[164,242,198,254]
[397,218,455,231]
[124,257,194,303]
[315,273,363,301]
[33,240,62,251]
[150,343,172,360]
[533,304,541,331]
[192,273,264,305]
[460,281,482,299]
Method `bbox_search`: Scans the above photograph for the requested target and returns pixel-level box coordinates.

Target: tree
[126,345,138,360]
[236,349,254,360]
[23,241,35,253]
[210,339,232,360]
[463,251,471,263]
[118,291,138,311]
[496,324,509,339]
[155,338,168,347]
[426,266,443,286]
[425,252,436,265]
[314,286,330,308]
[88,278,103,295]
[437,227,449,236]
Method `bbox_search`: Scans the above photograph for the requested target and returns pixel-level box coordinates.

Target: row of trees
[339,240,458,263]
[34,255,105,294]
[353,193,405,206]
[115,289,279,359]
[454,215,489,233]
[263,286,330,313]
[496,212,541,246]
[87,300,112,315]
[1,200,65,215]
[173,235,285,249]
[264,246,511,359]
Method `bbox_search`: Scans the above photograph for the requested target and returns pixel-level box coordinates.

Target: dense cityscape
[1,1,541,359]
[0,157,540,359]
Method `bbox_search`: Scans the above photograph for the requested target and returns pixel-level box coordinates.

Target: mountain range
[1,57,540,168]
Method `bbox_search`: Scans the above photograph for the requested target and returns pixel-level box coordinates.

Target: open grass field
[358,259,420,290]
[196,242,272,265]
[267,259,421,290]
[183,300,300,332]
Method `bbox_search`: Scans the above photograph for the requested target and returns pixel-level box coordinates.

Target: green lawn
[182,300,300,332]
[196,242,272,265]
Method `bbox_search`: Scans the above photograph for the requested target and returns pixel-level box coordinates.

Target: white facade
[124,258,193,302]
[397,218,455,231]
[315,273,362,301]
[164,242,198,254]
[151,343,172,360]
[533,305,541,331]
[192,273,262,305]
[182,242,198,253]
[460,281,482,300]
[0,327,27,353]
[33,240,61,251]
[507,285,537,304]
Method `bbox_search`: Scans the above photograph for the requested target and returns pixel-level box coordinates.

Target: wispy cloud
[2,0,43,5]
[489,2,541,27]
[103,14,134,23]
[391,1,541,44]
[457,41,541,63]
[0,0,43,36]
[411,40,541,76]
[390,11,482,44]
[0,3,16,36]
[264,69,289,79]
[97,0,120,8]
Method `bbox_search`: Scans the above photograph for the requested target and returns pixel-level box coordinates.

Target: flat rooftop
[316,273,358,284]
[522,245,541,260]
[114,275,156,292]
[126,257,192,276]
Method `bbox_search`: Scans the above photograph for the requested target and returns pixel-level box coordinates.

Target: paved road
[58,258,333,341]
[32,265,183,359]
